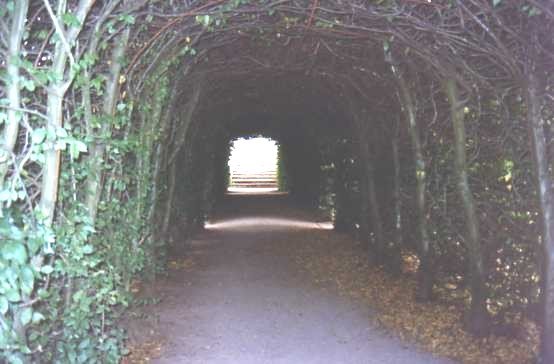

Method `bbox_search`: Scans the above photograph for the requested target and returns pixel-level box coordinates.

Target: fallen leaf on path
[122,340,164,364]
[288,231,539,364]
[168,257,196,271]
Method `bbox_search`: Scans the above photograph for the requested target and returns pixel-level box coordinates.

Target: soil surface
[125,193,453,364]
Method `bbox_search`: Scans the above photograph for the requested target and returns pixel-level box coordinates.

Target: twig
[42,0,75,66]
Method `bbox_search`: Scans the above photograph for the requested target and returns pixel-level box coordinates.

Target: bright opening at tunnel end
[228,137,279,193]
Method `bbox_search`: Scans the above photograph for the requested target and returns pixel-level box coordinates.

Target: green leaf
[22,78,35,91]
[19,267,34,295]
[6,288,21,302]
[61,12,80,27]
[56,127,68,138]
[68,139,88,160]
[0,111,8,125]
[196,14,211,27]
[31,311,45,323]
[41,265,54,274]
[0,296,8,315]
[32,127,46,144]
[36,29,50,40]
[7,354,24,364]
[107,21,116,34]
[82,245,94,254]
[528,6,541,16]
[2,242,27,265]
[0,189,15,202]
[3,266,18,286]
[0,329,6,349]
[19,307,32,326]
[119,14,135,25]
[90,77,104,93]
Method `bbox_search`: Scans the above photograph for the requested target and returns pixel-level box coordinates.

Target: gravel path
[137,194,453,364]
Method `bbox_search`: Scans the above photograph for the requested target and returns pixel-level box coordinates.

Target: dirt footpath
[125,194,452,364]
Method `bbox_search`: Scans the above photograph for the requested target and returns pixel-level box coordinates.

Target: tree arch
[0,1,552,362]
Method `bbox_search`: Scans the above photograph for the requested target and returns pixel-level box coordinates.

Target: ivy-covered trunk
[445,77,489,336]
[2,3,29,360]
[85,29,130,224]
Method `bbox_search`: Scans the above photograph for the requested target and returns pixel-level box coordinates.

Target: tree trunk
[0,0,28,191]
[445,77,489,336]
[167,80,203,165]
[388,133,403,275]
[40,91,64,226]
[393,68,433,300]
[358,167,372,258]
[358,133,384,263]
[7,1,29,347]
[161,160,177,241]
[40,0,95,225]
[85,29,130,224]
[525,50,554,364]
[392,135,402,247]
[367,158,384,259]
[333,155,351,232]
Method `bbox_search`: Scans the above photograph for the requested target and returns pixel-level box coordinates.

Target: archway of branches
[1,1,553,363]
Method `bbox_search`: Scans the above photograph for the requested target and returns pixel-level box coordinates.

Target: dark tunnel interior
[166,37,398,240]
